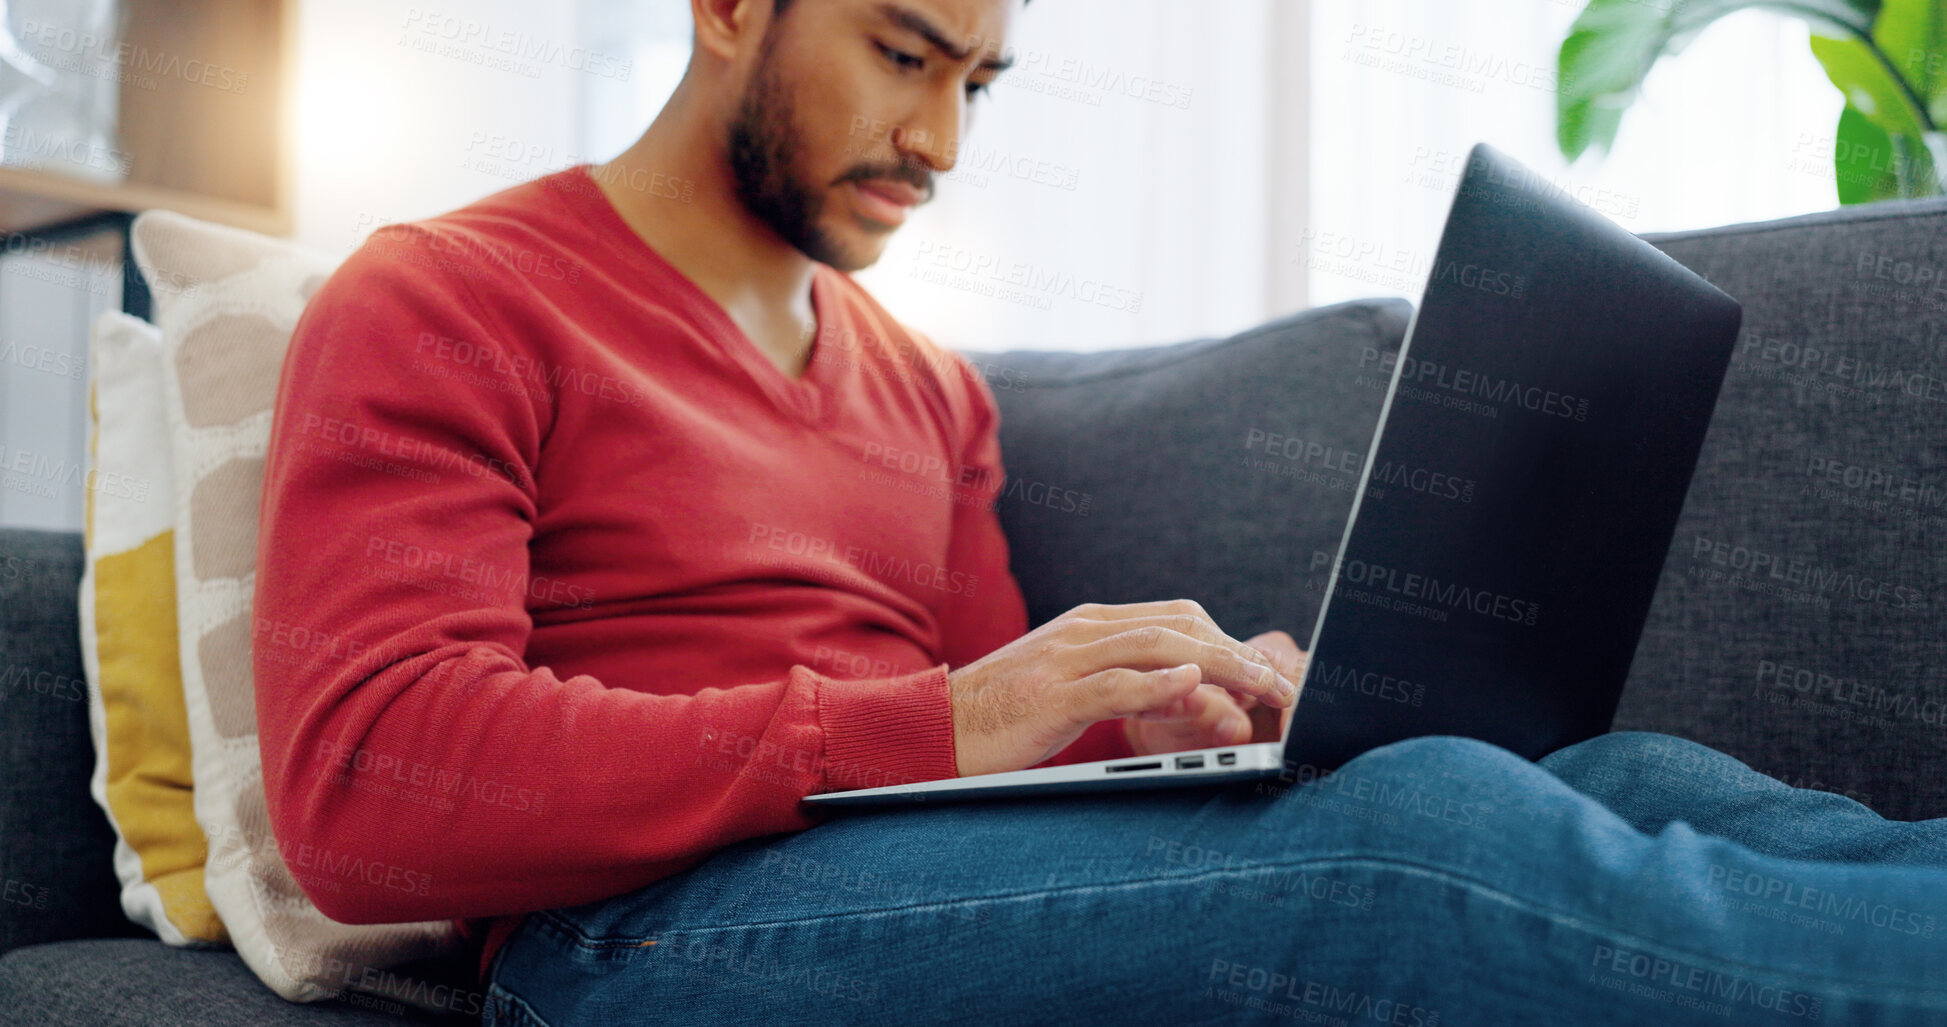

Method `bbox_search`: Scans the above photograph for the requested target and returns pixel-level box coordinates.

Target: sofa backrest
[1623,197,1947,821]
[963,296,1415,658]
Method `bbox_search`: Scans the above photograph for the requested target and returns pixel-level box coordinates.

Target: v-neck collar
[556,163,838,428]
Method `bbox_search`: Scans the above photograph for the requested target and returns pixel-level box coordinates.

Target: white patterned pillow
[129,209,461,1002]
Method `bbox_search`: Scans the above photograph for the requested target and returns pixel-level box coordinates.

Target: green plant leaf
[1868,0,1947,124]
[1832,103,1906,201]
[1810,26,1942,197]
[1809,30,1930,139]
[1558,0,1882,162]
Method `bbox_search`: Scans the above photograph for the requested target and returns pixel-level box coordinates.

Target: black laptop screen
[1284,144,1743,772]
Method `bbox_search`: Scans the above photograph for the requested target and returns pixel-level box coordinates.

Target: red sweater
[252,163,1133,990]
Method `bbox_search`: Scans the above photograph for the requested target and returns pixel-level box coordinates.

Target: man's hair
[771,0,1029,19]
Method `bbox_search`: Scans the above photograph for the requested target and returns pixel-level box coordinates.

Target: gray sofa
[4,194,1946,1024]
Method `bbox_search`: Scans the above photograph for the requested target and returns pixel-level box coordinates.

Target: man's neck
[592,103,819,378]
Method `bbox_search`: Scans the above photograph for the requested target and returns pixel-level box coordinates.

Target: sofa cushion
[960,296,1414,653]
[1630,197,1947,821]
[0,940,468,1025]
[0,528,149,957]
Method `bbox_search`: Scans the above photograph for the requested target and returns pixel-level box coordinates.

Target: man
[254,0,1947,1022]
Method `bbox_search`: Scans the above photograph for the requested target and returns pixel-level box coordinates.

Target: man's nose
[891,87,964,174]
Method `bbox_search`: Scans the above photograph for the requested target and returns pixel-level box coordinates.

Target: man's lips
[850,179,925,226]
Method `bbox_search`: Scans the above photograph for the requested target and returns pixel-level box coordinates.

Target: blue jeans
[482,733,1947,1025]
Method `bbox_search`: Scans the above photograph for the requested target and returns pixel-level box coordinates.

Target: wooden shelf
[0,0,294,238]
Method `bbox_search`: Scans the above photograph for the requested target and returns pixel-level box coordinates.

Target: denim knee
[1250,735,1528,859]
[1351,733,1526,773]
[1539,730,1746,788]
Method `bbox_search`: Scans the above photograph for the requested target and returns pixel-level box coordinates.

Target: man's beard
[725,43,933,272]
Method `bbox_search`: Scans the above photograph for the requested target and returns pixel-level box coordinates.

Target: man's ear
[691,0,765,64]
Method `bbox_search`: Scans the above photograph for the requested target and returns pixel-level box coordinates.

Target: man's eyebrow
[874,2,1015,72]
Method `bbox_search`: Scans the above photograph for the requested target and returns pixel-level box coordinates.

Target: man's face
[725,0,1016,272]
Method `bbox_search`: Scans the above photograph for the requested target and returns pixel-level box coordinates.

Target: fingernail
[1225,715,1249,738]
[1277,674,1298,700]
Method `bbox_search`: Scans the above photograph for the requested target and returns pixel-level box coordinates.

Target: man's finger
[1059,612,1300,703]
[1243,630,1307,680]
[1065,630,1298,707]
[1135,681,1217,722]
[1067,663,1203,722]
[1065,598,1220,623]
[1194,687,1254,746]
[1245,697,1285,744]
[1134,684,1254,750]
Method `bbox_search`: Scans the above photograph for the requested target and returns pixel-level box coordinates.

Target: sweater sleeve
[253,226,958,927]
[932,349,1135,768]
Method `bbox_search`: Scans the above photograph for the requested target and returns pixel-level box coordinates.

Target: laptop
[803,142,1743,807]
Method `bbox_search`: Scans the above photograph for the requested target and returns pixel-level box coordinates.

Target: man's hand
[946,600,1301,778]
[1122,629,1307,756]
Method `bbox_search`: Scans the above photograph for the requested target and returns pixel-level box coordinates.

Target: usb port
[1174,756,1205,770]
[1217,752,1237,766]
[1105,760,1163,774]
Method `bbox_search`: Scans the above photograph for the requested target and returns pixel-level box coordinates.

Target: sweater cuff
[815,663,959,791]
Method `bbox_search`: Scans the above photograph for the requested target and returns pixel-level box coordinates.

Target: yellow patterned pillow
[79,310,228,946]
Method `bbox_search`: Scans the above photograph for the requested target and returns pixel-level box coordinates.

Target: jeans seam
[487,980,551,1026]
[537,854,1947,1007]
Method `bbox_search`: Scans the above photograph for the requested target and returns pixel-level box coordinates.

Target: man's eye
[966,80,991,99]
[875,41,924,71]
